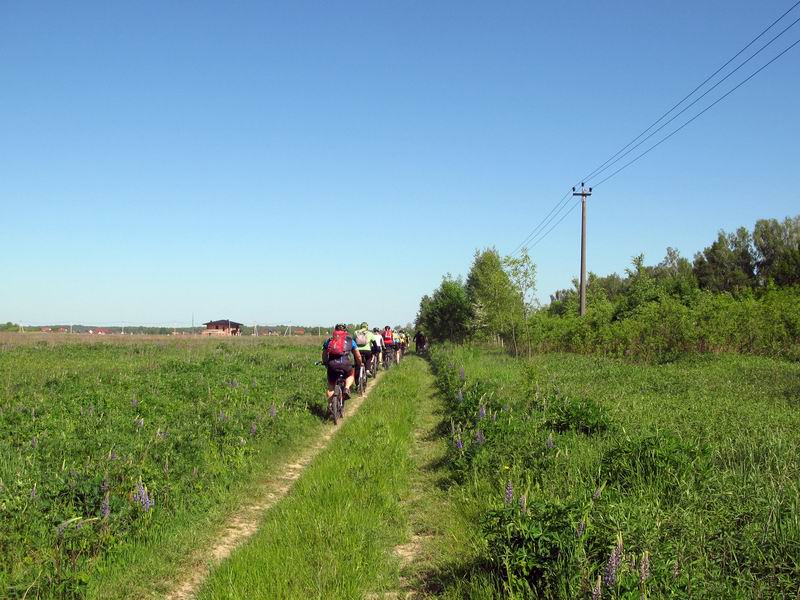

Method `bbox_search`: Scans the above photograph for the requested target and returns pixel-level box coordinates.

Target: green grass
[0,337,327,598]
[198,357,429,599]
[425,346,800,598]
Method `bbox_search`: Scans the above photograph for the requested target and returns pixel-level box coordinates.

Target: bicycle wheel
[330,388,340,424]
[358,366,366,395]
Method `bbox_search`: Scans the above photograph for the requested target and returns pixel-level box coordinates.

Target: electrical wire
[580,0,800,184]
[593,35,800,188]
[585,13,800,185]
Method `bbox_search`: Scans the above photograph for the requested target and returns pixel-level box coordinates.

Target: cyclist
[399,330,409,356]
[322,324,363,408]
[353,323,376,382]
[393,328,403,362]
[414,330,428,353]
[372,327,385,370]
[382,326,395,366]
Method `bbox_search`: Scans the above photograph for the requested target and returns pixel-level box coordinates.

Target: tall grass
[0,338,326,598]
[428,345,800,598]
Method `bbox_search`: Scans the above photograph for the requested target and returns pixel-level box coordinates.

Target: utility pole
[572,183,592,317]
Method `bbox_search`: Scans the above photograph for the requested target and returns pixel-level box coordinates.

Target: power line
[509,1,800,256]
[594,35,800,188]
[580,0,800,184]
[585,13,800,185]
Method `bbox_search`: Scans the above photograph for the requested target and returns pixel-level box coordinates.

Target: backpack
[355,330,368,347]
[328,330,350,357]
[383,330,394,345]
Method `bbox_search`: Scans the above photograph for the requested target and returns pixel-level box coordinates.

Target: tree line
[416,215,800,361]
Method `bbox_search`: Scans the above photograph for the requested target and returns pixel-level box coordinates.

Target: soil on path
[165,372,384,600]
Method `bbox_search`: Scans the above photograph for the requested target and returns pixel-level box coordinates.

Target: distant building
[294,327,306,336]
[203,319,243,336]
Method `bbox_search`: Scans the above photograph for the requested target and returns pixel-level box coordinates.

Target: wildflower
[30,483,37,500]
[459,367,465,382]
[604,537,623,588]
[101,477,109,493]
[546,432,555,450]
[475,429,486,445]
[518,494,527,515]
[576,519,586,538]
[592,576,602,600]
[250,422,258,436]
[478,405,486,420]
[133,481,153,512]
[109,449,118,461]
[269,402,277,418]
[101,492,110,519]
[504,480,513,504]
[640,550,650,584]
[672,557,681,578]
[455,435,463,450]
[31,436,37,449]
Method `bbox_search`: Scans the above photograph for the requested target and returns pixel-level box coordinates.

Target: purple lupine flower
[131,394,138,408]
[133,481,153,512]
[56,520,69,537]
[504,480,513,504]
[592,577,602,600]
[640,551,650,584]
[31,436,37,449]
[576,519,586,538]
[593,486,602,501]
[478,405,486,420]
[456,389,463,403]
[101,477,109,493]
[518,494,527,515]
[101,492,110,519]
[250,422,258,436]
[455,435,463,450]
[546,432,555,450]
[459,367,465,382]
[475,429,486,445]
[269,402,277,418]
[30,483,37,500]
[109,449,118,461]
[604,538,623,587]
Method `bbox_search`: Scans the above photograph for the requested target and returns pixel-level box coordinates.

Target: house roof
[204,320,244,328]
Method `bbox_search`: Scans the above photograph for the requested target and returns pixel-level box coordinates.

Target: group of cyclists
[320,323,427,422]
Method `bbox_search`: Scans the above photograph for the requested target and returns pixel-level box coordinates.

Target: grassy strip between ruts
[197,357,427,599]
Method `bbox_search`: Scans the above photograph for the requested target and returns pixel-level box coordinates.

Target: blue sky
[1,1,798,327]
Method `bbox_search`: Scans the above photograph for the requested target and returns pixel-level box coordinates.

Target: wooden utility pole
[572,183,592,317]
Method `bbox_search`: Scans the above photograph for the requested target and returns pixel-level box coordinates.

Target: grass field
[425,346,800,598]
[0,335,326,598]
[197,356,428,599]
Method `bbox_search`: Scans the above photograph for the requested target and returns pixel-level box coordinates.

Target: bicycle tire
[358,366,366,395]
[331,387,340,424]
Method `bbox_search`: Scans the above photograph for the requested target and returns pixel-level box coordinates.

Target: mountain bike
[316,362,345,424]
[382,347,394,370]
[356,363,367,396]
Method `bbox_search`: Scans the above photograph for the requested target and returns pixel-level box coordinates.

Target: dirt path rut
[166,373,384,600]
